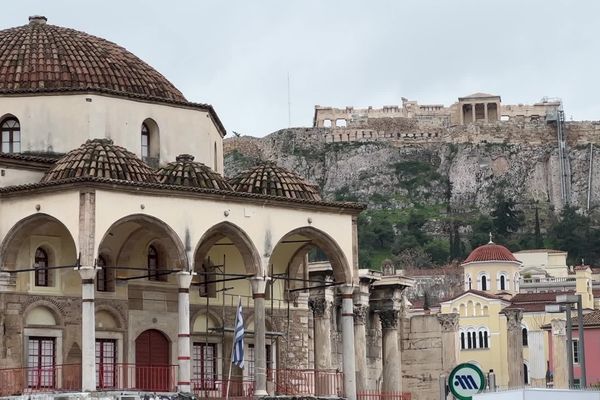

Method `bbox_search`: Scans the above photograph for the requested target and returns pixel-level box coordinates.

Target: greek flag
[232,298,245,368]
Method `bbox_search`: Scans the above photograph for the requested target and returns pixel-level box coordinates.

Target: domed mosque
[0,16,367,398]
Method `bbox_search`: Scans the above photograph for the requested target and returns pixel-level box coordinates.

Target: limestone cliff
[224,125,600,212]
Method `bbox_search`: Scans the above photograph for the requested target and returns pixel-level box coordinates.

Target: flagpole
[225,296,241,400]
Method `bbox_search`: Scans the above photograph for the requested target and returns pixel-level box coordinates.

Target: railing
[358,391,412,400]
[273,369,344,397]
[0,364,81,396]
[521,277,576,285]
[0,363,177,395]
[193,380,255,399]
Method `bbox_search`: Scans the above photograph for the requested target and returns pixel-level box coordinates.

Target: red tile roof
[229,161,322,201]
[157,154,232,190]
[462,243,519,265]
[0,17,185,102]
[508,290,575,312]
[40,138,158,183]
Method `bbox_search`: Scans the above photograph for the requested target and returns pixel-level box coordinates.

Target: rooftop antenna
[287,72,291,128]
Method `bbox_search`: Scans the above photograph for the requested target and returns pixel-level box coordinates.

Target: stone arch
[270,226,352,284]
[0,213,77,271]
[95,304,125,330]
[194,221,261,276]
[98,214,189,274]
[191,309,223,333]
[23,300,65,327]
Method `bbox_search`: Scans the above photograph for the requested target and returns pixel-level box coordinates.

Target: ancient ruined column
[177,271,194,393]
[308,295,333,395]
[250,277,269,397]
[437,313,459,371]
[340,285,357,400]
[504,309,524,388]
[528,330,547,387]
[379,309,402,392]
[551,319,568,389]
[484,102,489,122]
[308,296,333,371]
[79,267,97,391]
[354,304,369,393]
[472,103,477,122]
[78,190,97,392]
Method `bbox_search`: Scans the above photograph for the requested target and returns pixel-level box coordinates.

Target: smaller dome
[228,161,322,201]
[41,138,158,183]
[156,154,232,190]
[463,242,519,265]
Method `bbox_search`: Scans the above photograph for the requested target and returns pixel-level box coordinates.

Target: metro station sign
[448,363,486,400]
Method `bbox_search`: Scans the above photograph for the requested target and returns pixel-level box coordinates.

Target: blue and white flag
[232,297,245,369]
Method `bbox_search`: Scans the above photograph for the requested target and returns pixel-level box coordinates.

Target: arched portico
[0,213,77,291]
[97,213,189,279]
[194,221,262,276]
[268,226,356,399]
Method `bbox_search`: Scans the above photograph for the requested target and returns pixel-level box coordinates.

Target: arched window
[465,274,472,291]
[478,331,484,348]
[467,331,472,349]
[213,141,218,172]
[523,363,529,384]
[522,327,528,346]
[482,329,489,348]
[148,245,159,281]
[141,119,160,167]
[34,248,49,287]
[1,117,21,153]
[460,332,466,350]
[500,275,506,291]
[141,123,150,159]
[480,273,489,291]
[199,260,216,298]
[96,256,113,292]
[471,331,477,349]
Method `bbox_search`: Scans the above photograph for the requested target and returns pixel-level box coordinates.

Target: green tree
[490,195,523,242]
[548,206,600,265]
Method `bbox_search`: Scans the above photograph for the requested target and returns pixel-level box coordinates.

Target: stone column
[308,295,333,396]
[472,104,476,123]
[79,267,97,391]
[528,330,547,387]
[250,277,269,397]
[379,309,402,392]
[78,190,97,392]
[504,309,524,388]
[177,271,194,393]
[484,102,488,122]
[340,285,357,400]
[354,304,369,393]
[437,313,459,371]
[551,319,568,389]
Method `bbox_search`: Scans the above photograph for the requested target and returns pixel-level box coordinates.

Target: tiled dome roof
[41,138,158,183]
[156,154,232,190]
[228,161,322,201]
[0,16,185,102]
[462,242,519,265]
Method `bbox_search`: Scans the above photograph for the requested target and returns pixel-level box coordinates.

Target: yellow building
[441,241,595,389]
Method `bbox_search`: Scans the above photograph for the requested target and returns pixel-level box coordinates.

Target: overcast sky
[3,1,600,137]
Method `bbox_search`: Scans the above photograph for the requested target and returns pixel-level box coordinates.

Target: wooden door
[135,329,170,391]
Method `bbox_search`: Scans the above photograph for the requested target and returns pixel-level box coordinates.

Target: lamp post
[546,294,587,388]
[556,294,586,388]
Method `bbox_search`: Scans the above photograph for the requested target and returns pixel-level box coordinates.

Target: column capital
[77,266,98,281]
[338,283,356,297]
[250,276,271,295]
[353,305,369,325]
[177,270,196,289]
[378,309,399,329]
[551,318,566,336]
[309,296,333,318]
[503,308,523,331]
[436,313,459,332]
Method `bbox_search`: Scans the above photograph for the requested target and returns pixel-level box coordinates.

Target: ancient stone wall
[401,314,458,400]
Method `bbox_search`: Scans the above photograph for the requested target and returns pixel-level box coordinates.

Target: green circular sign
[448,363,486,400]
